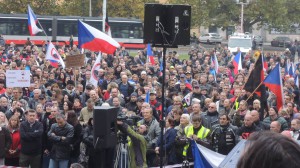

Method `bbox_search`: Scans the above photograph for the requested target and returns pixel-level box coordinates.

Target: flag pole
[37,21,49,42]
[229,52,261,113]
[245,81,263,102]
[102,0,107,32]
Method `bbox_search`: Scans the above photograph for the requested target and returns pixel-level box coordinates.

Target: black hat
[67,80,75,86]
[86,84,94,90]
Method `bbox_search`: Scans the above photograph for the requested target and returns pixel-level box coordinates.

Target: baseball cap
[150,90,156,94]
[180,74,185,78]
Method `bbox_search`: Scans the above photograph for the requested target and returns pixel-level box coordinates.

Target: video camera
[117,114,143,127]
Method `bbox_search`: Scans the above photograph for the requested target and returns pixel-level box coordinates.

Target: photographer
[116,120,147,168]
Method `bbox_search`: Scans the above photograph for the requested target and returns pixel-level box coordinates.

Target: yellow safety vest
[182,125,210,156]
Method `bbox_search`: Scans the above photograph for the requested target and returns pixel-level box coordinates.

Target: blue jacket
[156,127,177,164]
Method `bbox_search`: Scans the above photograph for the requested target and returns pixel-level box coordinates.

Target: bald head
[270,121,281,133]
[244,114,253,127]
[250,110,260,122]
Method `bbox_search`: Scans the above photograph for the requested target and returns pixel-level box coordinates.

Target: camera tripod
[114,134,131,168]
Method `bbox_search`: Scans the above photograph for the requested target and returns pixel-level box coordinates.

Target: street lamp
[237,0,249,33]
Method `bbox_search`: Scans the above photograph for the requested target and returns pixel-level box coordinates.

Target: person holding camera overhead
[117,120,147,168]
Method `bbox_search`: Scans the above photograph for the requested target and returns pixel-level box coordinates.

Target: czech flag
[263,64,284,109]
[78,20,120,54]
[27,5,42,36]
[147,44,155,65]
[262,54,268,72]
[211,53,219,73]
[233,52,242,75]
[45,42,65,69]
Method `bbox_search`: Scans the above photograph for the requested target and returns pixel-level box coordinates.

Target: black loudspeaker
[93,106,118,149]
[144,3,191,46]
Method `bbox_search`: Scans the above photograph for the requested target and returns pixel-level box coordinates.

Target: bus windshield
[228,38,252,48]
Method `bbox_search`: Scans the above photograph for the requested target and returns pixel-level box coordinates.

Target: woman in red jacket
[5,115,21,166]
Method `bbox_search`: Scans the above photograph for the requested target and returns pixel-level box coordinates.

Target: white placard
[6,70,31,87]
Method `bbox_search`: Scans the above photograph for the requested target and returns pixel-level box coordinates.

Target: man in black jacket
[48,113,74,168]
[210,114,238,155]
[237,114,262,140]
[19,109,44,168]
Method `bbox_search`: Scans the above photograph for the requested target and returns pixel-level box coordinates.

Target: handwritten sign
[6,70,30,87]
[65,54,85,68]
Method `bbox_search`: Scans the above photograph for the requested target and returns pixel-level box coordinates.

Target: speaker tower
[93,106,118,149]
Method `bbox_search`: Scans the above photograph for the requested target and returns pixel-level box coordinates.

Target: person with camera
[116,120,147,168]
[137,107,160,166]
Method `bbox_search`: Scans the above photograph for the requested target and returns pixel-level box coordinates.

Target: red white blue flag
[78,20,120,54]
[263,64,284,109]
[27,5,42,36]
[147,44,155,65]
[233,52,242,75]
[45,42,65,68]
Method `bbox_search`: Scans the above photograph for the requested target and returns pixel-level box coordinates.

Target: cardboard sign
[6,70,30,87]
[65,54,85,68]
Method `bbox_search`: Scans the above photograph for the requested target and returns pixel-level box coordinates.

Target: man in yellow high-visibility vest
[182,114,211,160]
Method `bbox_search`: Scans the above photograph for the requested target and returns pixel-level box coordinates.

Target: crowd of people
[0,35,300,168]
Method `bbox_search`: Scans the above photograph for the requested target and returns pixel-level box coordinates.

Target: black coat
[20,121,43,156]
[0,126,12,158]
[70,124,83,158]
[48,123,74,160]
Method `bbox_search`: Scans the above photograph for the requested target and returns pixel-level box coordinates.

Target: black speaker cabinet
[144,3,191,46]
[93,106,118,149]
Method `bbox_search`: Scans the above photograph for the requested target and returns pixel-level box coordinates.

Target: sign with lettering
[6,70,30,87]
[65,54,85,68]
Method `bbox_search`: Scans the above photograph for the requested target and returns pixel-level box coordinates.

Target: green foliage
[168,0,300,32]
[0,0,299,32]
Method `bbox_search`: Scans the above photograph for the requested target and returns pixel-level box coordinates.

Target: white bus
[0,13,145,49]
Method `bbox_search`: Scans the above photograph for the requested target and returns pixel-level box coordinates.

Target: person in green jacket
[117,120,148,168]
